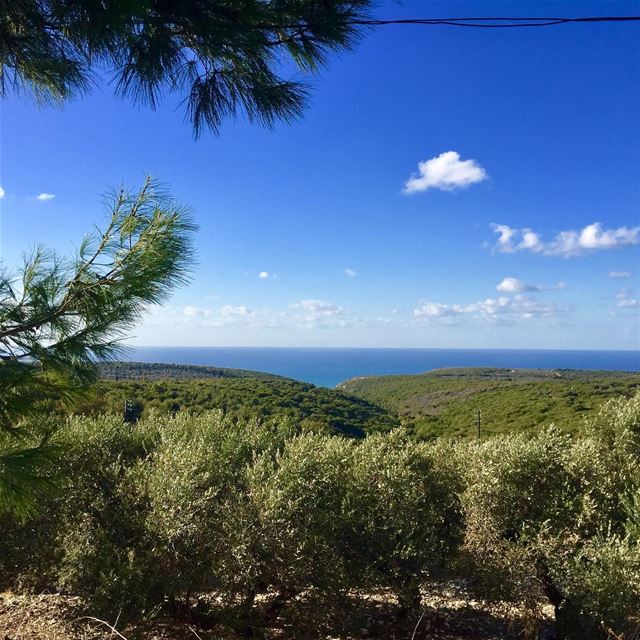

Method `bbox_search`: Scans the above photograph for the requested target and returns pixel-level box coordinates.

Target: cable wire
[269,15,640,30]
[348,16,640,28]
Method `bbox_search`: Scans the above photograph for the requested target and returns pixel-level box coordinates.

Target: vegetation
[1,0,372,135]
[8,5,635,640]
[98,360,285,381]
[73,363,400,438]
[340,367,640,439]
[1,392,639,639]
[0,179,195,518]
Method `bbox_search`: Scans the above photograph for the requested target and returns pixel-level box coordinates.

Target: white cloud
[36,193,55,201]
[157,300,395,333]
[291,299,350,329]
[0,186,5,199]
[344,268,357,277]
[413,302,453,318]
[496,277,541,293]
[519,229,544,253]
[577,223,638,250]
[491,224,519,253]
[258,271,270,279]
[403,151,488,194]
[617,291,639,309]
[609,271,632,279]
[490,222,639,257]
[139,304,241,329]
[178,304,254,326]
[297,299,344,316]
[171,301,354,331]
[220,304,252,317]
[183,305,211,318]
[414,294,566,323]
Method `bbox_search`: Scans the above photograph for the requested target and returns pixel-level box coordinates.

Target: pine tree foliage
[0,178,195,517]
[0,0,372,135]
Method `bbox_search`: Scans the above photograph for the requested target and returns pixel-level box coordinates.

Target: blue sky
[1,0,639,349]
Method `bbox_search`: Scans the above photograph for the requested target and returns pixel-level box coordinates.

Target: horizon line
[123,345,640,353]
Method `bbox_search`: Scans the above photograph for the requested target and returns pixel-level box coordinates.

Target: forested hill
[87,363,640,440]
[97,361,285,381]
[339,367,640,439]
[80,362,400,438]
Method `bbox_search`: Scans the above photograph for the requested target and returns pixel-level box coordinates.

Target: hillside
[339,367,640,439]
[74,362,400,438]
[97,360,286,381]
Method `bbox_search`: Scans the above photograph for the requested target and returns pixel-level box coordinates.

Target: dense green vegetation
[75,362,400,438]
[340,367,640,439]
[2,393,639,639]
[4,361,640,638]
[98,361,285,381]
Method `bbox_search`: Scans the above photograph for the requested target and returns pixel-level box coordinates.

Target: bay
[123,347,640,388]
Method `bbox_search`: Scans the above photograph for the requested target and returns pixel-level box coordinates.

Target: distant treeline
[78,364,401,438]
[340,367,640,438]
[84,363,640,440]
[97,361,283,381]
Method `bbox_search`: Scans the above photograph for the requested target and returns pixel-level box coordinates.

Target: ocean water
[124,347,640,388]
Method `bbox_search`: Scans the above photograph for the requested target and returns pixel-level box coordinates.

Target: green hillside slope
[97,361,285,381]
[339,367,640,438]
[74,362,400,437]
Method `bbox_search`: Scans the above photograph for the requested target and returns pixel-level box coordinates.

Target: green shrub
[586,390,640,451]
[51,415,157,613]
[3,393,639,638]
[141,412,295,611]
[230,434,355,635]
[551,536,640,639]
[460,394,640,638]
[459,429,575,620]
[346,431,463,612]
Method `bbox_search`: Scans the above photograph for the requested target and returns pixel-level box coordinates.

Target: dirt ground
[0,581,554,640]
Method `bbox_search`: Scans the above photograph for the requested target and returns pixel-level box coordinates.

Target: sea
[124,347,640,388]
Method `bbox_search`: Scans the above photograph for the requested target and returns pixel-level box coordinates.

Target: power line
[264,15,640,32]
[345,15,640,29]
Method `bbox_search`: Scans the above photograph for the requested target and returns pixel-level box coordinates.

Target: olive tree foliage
[0,178,195,518]
[0,0,372,136]
[240,434,354,630]
[2,397,640,637]
[0,415,466,632]
[142,412,297,611]
[347,432,463,612]
[460,394,640,639]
